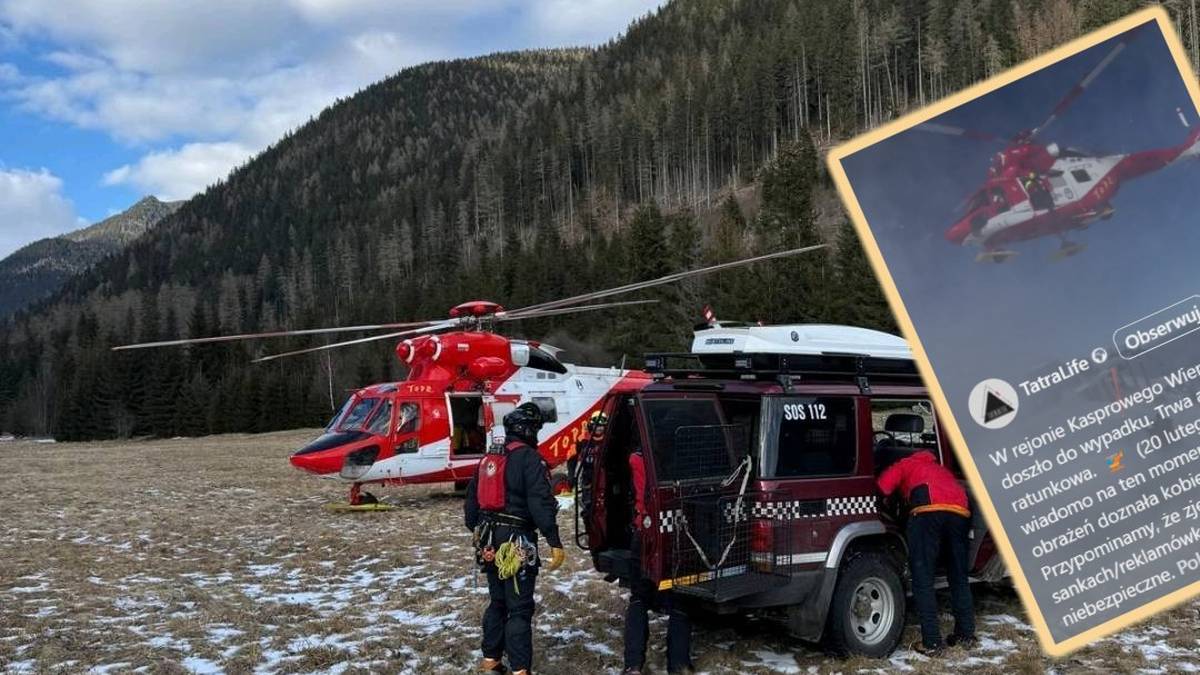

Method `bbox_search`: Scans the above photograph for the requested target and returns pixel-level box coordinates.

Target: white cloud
[103,141,254,201]
[0,0,666,208]
[0,167,82,257]
[527,0,661,46]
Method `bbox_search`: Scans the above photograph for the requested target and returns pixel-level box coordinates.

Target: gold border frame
[827,7,1200,657]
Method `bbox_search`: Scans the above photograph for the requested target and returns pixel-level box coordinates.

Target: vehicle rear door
[584,394,631,554]
[639,393,748,591]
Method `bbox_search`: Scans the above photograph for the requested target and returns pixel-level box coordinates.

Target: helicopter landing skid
[976,249,1019,263]
[323,502,397,512]
[1051,241,1086,260]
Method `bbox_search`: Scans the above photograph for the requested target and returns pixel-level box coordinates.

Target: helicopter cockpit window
[366,400,393,436]
[528,346,568,374]
[338,397,379,431]
[326,398,351,431]
[396,402,420,435]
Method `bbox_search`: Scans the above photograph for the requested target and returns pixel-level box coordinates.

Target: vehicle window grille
[663,424,746,482]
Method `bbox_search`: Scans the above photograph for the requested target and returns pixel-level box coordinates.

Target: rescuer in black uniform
[465,402,566,675]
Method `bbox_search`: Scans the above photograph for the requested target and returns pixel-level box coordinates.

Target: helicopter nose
[945,219,972,245]
[289,448,345,475]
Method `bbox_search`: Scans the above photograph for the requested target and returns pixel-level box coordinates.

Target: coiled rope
[495,540,523,592]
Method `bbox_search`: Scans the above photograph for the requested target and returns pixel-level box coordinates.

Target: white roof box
[691,324,912,360]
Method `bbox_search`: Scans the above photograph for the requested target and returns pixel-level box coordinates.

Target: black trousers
[482,556,538,671]
[625,538,691,671]
[906,511,975,648]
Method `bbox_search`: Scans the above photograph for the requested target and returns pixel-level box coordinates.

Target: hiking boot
[946,634,978,648]
[911,640,944,656]
[480,658,508,673]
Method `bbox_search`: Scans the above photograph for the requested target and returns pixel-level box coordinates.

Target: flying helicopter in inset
[919,28,1200,262]
[114,245,825,508]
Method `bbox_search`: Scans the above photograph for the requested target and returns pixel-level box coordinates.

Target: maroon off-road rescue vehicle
[576,324,1005,657]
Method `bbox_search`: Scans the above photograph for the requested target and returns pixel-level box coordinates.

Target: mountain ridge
[0,196,180,317]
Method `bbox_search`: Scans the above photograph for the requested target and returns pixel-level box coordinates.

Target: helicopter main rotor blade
[111,320,444,351]
[505,244,827,317]
[497,299,659,322]
[1029,30,1137,140]
[251,321,459,363]
[915,123,1005,143]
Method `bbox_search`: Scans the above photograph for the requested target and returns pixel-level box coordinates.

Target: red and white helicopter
[923,30,1200,262]
[115,246,823,507]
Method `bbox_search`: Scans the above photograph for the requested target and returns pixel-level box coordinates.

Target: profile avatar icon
[968,378,1019,429]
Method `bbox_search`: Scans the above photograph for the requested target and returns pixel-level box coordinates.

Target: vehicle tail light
[751,519,773,553]
[750,519,774,570]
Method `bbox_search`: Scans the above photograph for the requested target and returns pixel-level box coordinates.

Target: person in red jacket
[877,450,975,654]
[623,446,693,674]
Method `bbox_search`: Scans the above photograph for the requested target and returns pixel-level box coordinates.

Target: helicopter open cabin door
[447,393,489,480]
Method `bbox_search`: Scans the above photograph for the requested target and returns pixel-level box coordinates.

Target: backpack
[477,441,523,511]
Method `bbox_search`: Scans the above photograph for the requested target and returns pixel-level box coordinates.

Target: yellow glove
[546,547,566,572]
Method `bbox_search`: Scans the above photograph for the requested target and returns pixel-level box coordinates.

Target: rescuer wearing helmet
[571,410,608,532]
[571,410,608,489]
[877,450,976,655]
[464,402,566,675]
[623,443,693,674]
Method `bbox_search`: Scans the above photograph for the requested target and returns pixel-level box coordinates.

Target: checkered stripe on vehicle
[826,495,878,516]
[753,500,813,520]
[721,501,748,522]
[659,509,685,533]
[751,496,878,520]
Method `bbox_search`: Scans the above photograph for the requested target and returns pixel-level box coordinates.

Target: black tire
[453,480,469,494]
[358,491,379,505]
[824,551,905,658]
[550,472,572,495]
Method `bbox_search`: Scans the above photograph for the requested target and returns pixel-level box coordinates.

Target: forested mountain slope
[0,0,1187,439]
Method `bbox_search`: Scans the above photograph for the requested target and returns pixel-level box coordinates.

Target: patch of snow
[584,642,617,656]
[287,633,356,653]
[181,657,221,674]
[982,613,1032,630]
[248,563,282,578]
[145,635,191,652]
[88,663,132,674]
[207,626,245,642]
[384,609,459,635]
[746,649,800,673]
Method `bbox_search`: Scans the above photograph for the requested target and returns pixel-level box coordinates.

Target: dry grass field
[2,430,1200,674]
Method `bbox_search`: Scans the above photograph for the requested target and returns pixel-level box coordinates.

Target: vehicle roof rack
[643,351,921,394]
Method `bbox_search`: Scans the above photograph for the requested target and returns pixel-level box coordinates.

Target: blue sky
[0,0,663,258]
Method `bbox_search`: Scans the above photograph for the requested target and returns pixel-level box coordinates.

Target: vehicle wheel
[824,551,905,658]
[550,472,572,495]
[453,480,469,494]
[358,491,379,505]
